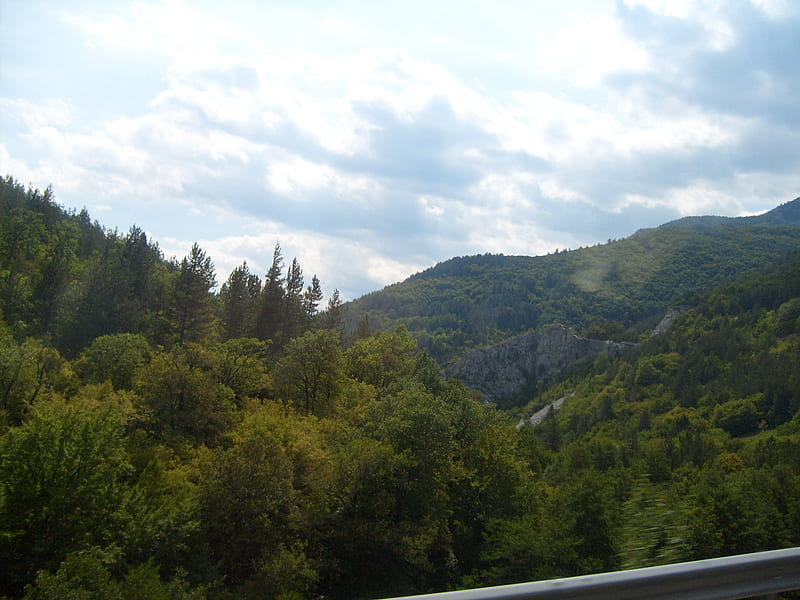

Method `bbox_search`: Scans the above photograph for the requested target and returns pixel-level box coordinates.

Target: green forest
[1,176,799,599]
[349,197,800,364]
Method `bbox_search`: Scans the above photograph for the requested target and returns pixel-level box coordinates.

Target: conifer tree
[303,274,323,325]
[119,225,163,329]
[172,243,217,345]
[354,313,371,341]
[321,288,344,333]
[282,257,305,344]
[256,242,285,343]
[220,261,262,339]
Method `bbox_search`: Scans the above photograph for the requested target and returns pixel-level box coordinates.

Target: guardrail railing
[380,547,800,600]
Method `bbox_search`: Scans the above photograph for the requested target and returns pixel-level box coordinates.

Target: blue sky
[1,0,798,299]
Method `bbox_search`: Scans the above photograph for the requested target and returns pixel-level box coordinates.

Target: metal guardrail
[380,547,800,600]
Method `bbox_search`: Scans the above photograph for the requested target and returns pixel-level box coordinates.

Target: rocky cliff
[652,305,690,336]
[448,324,634,405]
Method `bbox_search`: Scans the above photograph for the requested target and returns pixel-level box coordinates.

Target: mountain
[475,251,800,583]
[658,197,800,229]
[345,198,800,365]
[521,248,800,439]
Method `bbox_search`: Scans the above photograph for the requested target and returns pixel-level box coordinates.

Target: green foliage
[344,325,418,391]
[219,261,261,340]
[348,216,800,364]
[275,329,343,416]
[134,344,235,445]
[198,403,330,596]
[199,424,296,586]
[0,181,333,358]
[172,243,218,345]
[73,333,152,390]
[213,337,272,403]
[0,395,133,596]
[619,478,689,569]
[1,334,75,425]
[506,253,800,585]
[22,547,205,600]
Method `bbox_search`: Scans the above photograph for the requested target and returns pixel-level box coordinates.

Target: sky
[1,0,799,300]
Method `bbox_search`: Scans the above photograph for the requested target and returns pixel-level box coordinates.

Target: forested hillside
[498,253,800,579]
[0,176,342,358]
[345,198,800,364]
[1,177,799,599]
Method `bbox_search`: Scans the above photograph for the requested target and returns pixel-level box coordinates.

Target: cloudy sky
[1,0,798,299]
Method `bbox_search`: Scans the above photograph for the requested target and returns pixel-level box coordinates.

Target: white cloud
[64,0,252,71]
[0,97,74,129]
[540,11,651,86]
[750,0,797,19]
[267,156,376,198]
[364,254,425,290]
[623,185,741,217]
[621,0,738,53]
[319,16,350,35]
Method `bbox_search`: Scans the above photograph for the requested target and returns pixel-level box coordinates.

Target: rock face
[652,305,690,336]
[516,393,574,429]
[448,324,634,405]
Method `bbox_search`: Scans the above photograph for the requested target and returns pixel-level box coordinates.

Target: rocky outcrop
[448,324,634,405]
[652,305,690,336]
[516,393,574,429]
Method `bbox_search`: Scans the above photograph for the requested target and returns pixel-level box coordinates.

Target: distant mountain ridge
[656,197,800,229]
[346,197,800,365]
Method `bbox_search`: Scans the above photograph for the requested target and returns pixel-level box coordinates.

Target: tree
[275,329,342,416]
[219,261,261,340]
[560,471,620,573]
[198,404,331,595]
[172,244,217,345]
[344,326,417,391]
[323,381,457,597]
[1,333,39,425]
[303,274,324,324]
[199,428,295,587]
[282,257,306,344]
[34,222,77,334]
[73,333,152,390]
[256,242,284,343]
[134,344,234,445]
[0,335,72,426]
[22,546,205,600]
[321,288,344,333]
[323,435,410,598]
[353,313,372,341]
[0,395,133,597]
[619,478,689,569]
[445,384,532,577]
[119,225,166,334]
[213,337,272,403]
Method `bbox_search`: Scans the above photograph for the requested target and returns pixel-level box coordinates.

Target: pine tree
[354,313,371,341]
[172,243,217,345]
[303,275,323,325]
[321,288,344,332]
[220,261,262,339]
[256,242,285,343]
[282,257,305,344]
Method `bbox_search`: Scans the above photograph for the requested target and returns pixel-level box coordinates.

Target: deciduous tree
[275,329,342,416]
